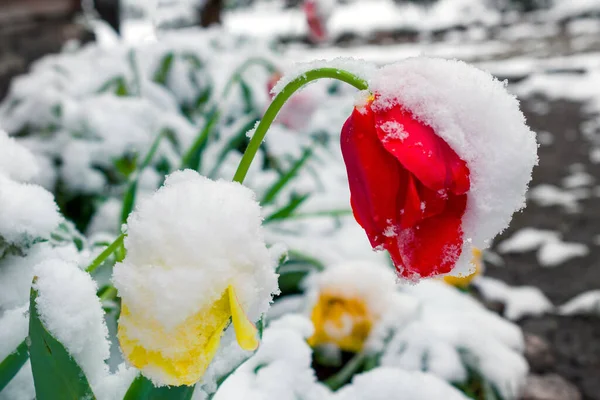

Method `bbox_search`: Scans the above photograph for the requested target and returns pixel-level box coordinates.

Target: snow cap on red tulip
[342,57,537,281]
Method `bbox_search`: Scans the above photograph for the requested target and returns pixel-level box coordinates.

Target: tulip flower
[113,170,279,386]
[303,0,330,44]
[341,95,471,280]
[307,262,401,353]
[235,58,537,282]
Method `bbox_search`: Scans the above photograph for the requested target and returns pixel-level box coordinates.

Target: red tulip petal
[341,107,407,248]
[387,194,468,279]
[373,105,470,195]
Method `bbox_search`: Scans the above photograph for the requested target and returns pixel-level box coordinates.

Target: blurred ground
[489,98,600,400]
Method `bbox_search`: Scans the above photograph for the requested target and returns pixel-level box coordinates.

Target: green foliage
[153,53,175,86]
[0,340,29,392]
[29,284,96,400]
[123,375,195,400]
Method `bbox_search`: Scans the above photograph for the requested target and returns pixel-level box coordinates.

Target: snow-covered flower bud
[113,170,279,386]
[307,262,405,353]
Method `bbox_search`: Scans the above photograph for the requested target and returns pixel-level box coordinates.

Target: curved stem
[232,68,369,184]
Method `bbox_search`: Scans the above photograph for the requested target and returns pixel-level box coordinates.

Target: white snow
[334,368,469,400]
[0,176,61,248]
[496,227,589,267]
[0,242,80,311]
[537,240,589,267]
[562,171,595,189]
[225,0,501,41]
[213,315,329,400]
[369,57,538,277]
[474,276,554,321]
[0,129,39,183]
[558,290,600,316]
[382,280,528,399]
[497,228,560,254]
[0,305,28,362]
[528,184,581,212]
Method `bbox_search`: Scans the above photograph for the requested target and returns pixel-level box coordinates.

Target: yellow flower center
[118,285,258,386]
[308,292,373,353]
[443,248,483,289]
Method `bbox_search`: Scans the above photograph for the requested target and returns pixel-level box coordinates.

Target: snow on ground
[558,290,600,316]
[224,0,501,41]
[474,276,554,321]
[497,228,589,267]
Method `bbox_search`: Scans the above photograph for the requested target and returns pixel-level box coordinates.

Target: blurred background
[1,0,599,399]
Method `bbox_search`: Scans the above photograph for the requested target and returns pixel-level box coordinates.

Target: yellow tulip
[307,292,374,353]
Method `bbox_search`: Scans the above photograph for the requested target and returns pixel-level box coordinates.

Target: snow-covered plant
[114,170,279,386]
[0,42,538,400]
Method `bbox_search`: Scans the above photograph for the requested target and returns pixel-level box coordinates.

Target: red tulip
[304,0,328,43]
[341,96,471,280]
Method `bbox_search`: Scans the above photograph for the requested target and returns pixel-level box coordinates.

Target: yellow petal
[228,285,259,351]
[443,248,483,289]
[118,289,231,386]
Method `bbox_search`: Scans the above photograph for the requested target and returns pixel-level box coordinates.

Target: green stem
[323,351,367,391]
[85,233,125,273]
[232,68,369,184]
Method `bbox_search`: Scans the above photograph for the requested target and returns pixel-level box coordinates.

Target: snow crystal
[0,129,39,182]
[0,305,28,362]
[378,120,408,143]
[113,169,279,330]
[33,259,111,393]
[537,240,589,267]
[334,368,469,400]
[0,242,80,311]
[558,290,600,316]
[213,315,328,400]
[497,228,560,254]
[389,281,528,398]
[369,57,538,277]
[0,175,61,247]
[474,277,554,320]
[528,184,581,212]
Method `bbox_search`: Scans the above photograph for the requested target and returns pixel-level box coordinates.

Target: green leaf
[124,375,195,400]
[262,147,313,205]
[208,115,258,178]
[238,79,254,114]
[0,340,29,392]
[180,107,220,171]
[154,53,175,86]
[29,284,96,400]
[97,76,129,96]
[121,129,171,224]
[264,193,310,223]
